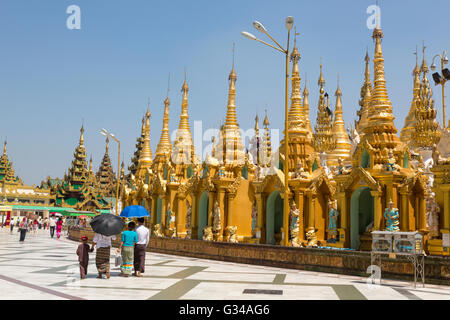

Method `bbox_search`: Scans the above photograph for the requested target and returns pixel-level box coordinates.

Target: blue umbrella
[120,205,150,218]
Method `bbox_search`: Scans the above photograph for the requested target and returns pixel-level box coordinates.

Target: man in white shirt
[49,216,56,238]
[133,218,150,277]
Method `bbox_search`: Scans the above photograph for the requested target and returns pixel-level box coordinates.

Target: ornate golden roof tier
[67,125,88,186]
[361,27,403,166]
[96,136,117,197]
[327,78,351,167]
[356,51,372,136]
[413,46,441,148]
[400,48,421,149]
[172,76,196,165]
[127,114,146,181]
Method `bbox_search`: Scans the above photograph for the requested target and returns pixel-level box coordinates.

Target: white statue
[212,200,221,240]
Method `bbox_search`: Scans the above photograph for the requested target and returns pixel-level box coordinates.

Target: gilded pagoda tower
[327,78,351,167]
[54,126,111,211]
[334,27,426,251]
[0,141,20,185]
[96,136,117,197]
[280,40,315,175]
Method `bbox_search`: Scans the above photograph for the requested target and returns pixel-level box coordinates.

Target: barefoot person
[116,222,138,277]
[133,218,149,277]
[76,236,92,279]
[91,232,116,279]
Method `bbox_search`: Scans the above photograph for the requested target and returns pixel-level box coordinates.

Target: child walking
[76,236,92,279]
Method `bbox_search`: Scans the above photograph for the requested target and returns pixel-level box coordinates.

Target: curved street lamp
[100,128,121,216]
[431,50,449,129]
[242,17,294,247]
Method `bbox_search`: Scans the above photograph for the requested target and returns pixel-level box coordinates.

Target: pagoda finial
[80,124,85,146]
[105,136,109,154]
[254,114,259,133]
[3,140,6,155]
[263,109,270,127]
[421,41,429,73]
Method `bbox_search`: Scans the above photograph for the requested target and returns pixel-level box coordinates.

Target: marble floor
[0,228,449,300]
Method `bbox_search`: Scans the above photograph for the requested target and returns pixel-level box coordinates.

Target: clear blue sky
[0,0,449,185]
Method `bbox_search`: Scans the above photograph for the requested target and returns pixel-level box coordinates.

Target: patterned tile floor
[0,228,449,300]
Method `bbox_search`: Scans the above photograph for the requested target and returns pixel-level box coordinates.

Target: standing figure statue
[212,200,222,241]
[327,200,339,243]
[185,199,192,240]
[337,158,349,175]
[426,195,440,239]
[294,162,308,179]
[289,201,301,247]
[251,203,258,238]
[385,151,400,172]
[166,204,176,237]
[384,199,400,232]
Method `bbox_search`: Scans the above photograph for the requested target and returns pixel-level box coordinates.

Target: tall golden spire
[261,109,272,167]
[302,75,313,138]
[328,75,351,166]
[362,26,402,166]
[172,69,195,165]
[400,46,422,148]
[288,30,305,131]
[356,50,372,135]
[254,114,260,165]
[3,140,6,155]
[137,106,153,171]
[155,92,172,157]
[215,44,245,166]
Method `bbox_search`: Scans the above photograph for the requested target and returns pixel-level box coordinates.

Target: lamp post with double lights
[242,17,294,247]
[100,128,121,216]
[430,50,450,129]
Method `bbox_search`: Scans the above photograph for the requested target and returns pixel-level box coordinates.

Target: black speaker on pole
[443,68,450,80]
[432,72,442,85]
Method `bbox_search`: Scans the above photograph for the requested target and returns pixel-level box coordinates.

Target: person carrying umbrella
[89,213,124,279]
[116,221,138,277]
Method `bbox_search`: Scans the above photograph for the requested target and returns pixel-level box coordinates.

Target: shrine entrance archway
[266,191,283,245]
[350,187,374,249]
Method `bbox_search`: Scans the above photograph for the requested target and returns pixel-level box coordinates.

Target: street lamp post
[242,17,294,247]
[101,128,121,216]
[431,50,449,129]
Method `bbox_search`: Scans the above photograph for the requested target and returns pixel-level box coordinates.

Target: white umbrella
[50,212,63,217]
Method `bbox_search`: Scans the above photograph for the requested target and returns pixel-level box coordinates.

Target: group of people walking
[9,215,63,242]
[76,218,150,279]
